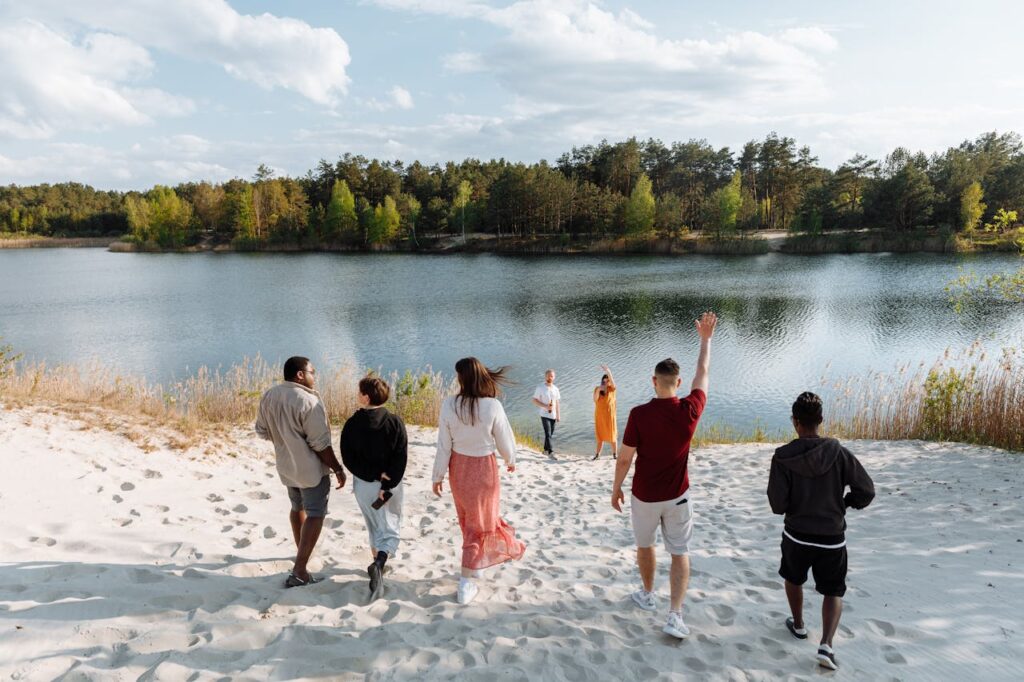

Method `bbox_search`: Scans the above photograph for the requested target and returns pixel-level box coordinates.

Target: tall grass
[827,343,1024,452]
[0,351,455,434]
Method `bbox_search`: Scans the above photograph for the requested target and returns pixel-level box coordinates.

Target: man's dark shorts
[287,475,330,518]
[779,534,847,597]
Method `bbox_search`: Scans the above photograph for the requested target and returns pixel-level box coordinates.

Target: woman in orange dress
[592,364,617,460]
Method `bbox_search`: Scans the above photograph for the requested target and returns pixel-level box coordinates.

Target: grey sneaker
[631,589,657,612]
[663,611,690,639]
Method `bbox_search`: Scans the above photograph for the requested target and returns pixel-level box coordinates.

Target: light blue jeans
[353,476,403,557]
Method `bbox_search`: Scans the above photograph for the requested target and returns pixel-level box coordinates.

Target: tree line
[2,131,1022,248]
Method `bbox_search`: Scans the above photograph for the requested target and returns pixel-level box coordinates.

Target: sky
[1,0,1023,189]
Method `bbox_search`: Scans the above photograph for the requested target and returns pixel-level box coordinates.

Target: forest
[1,131,1022,249]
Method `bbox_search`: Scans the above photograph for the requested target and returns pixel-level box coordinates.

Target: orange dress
[594,385,617,443]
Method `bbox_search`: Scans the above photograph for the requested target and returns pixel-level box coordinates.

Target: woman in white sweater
[432,357,526,604]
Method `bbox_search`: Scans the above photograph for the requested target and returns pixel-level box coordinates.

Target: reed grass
[826,343,1024,452]
[0,352,455,434]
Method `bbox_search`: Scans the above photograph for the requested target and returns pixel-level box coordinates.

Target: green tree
[959,181,986,232]
[623,174,655,236]
[454,179,472,241]
[713,171,743,236]
[324,179,357,241]
[224,184,256,239]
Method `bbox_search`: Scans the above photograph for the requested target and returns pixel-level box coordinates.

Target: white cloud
[443,51,486,73]
[0,20,190,139]
[390,86,415,110]
[373,0,838,140]
[778,27,839,53]
[21,0,352,103]
[0,0,351,140]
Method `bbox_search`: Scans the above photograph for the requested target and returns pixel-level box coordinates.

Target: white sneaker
[663,611,690,639]
[631,589,657,612]
[457,580,479,605]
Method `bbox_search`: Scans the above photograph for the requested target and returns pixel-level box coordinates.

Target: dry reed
[0,355,456,434]
[827,343,1024,452]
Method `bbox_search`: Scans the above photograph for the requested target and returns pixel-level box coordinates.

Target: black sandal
[786,617,808,639]
[284,572,322,588]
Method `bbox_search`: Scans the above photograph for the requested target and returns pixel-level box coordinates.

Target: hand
[611,486,625,512]
[695,311,718,341]
[378,489,388,501]
[599,364,610,373]
[507,463,516,473]
[380,472,391,481]
[432,480,444,497]
[334,470,347,490]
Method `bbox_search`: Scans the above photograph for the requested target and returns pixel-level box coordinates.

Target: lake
[1,249,1021,453]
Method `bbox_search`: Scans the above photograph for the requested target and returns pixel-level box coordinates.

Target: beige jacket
[255,382,332,488]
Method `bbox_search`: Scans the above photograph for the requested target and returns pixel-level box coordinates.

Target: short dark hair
[284,356,310,381]
[654,358,680,387]
[792,392,824,428]
[359,375,390,406]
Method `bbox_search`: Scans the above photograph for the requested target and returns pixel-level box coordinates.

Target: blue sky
[1,0,1023,189]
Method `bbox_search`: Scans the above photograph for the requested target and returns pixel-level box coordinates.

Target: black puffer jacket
[767,437,875,540]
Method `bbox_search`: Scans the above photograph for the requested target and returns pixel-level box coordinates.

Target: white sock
[459,577,473,588]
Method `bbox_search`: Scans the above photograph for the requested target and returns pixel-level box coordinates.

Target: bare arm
[691,312,717,394]
[314,446,346,489]
[600,364,615,388]
[610,444,637,512]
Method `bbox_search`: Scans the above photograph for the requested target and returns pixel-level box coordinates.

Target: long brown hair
[453,357,510,425]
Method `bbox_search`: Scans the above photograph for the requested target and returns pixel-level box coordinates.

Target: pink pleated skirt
[449,451,526,570]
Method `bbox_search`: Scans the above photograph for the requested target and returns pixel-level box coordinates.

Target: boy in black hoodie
[340,376,408,598]
[767,392,875,671]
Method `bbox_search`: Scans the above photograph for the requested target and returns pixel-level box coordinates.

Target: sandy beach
[1,404,1021,680]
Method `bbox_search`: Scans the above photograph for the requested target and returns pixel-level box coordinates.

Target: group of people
[255,311,876,672]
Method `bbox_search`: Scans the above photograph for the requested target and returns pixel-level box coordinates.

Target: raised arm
[691,311,717,394]
[600,364,615,388]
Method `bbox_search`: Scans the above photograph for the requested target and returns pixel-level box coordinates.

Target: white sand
[1,405,1022,681]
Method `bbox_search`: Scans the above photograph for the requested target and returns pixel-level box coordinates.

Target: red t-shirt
[622,389,706,503]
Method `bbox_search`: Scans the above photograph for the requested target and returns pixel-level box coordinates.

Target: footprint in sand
[194,472,213,480]
[234,538,251,549]
[232,504,248,514]
[120,482,135,491]
[867,619,896,637]
[112,495,123,503]
[263,526,276,539]
[221,525,233,533]
[143,470,162,479]
[29,536,57,546]
[247,491,271,500]
[883,645,907,664]
[129,568,165,584]
[710,604,736,624]
[207,493,224,503]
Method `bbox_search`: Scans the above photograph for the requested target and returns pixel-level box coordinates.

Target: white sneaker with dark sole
[631,589,657,612]
[817,644,839,670]
[663,611,690,639]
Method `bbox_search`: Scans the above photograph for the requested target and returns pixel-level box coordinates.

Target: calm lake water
[2,249,1021,452]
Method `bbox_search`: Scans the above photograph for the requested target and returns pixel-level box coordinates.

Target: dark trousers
[541,417,556,453]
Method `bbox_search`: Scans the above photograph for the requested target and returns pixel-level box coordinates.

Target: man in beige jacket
[256,356,346,587]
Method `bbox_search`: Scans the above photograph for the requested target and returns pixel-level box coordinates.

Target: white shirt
[533,383,561,418]
[255,382,332,489]
[433,396,517,482]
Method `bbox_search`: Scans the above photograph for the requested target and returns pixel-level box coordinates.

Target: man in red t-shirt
[611,311,717,640]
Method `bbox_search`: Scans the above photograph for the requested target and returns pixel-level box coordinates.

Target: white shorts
[630,491,694,555]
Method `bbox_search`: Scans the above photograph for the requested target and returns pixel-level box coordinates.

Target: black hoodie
[339,407,408,490]
[767,437,875,542]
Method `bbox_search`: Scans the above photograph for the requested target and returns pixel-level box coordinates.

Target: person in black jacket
[767,392,875,671]
[340,375,408,597]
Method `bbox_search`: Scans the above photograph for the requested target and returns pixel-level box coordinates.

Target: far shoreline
[2,228,1019,256]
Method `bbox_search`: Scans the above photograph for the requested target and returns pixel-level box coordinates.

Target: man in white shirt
[531,369,561,457]
[256,356,346,588]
